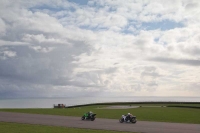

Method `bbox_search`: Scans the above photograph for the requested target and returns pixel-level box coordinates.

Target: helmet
[89,111,93,113]
[128,113,130,115]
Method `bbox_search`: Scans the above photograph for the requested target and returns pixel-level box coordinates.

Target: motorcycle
[81,113,96,121]
[119,115,137,123]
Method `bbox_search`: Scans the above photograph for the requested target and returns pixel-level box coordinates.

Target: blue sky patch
[30,5,64,12]
[68,0,89,5]
[141,20,184,31]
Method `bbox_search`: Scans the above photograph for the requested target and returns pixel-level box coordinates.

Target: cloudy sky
[0,0,200,98]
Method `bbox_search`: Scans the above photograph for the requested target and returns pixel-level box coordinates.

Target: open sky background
[0,0,200,98]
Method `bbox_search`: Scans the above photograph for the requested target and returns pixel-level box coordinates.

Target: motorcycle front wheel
[81,116,85,120]
[119,118,124,123]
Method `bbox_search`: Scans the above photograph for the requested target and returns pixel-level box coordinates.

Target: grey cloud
[74,67,118,87]
[135,39,148,46]
[149,57,200,66]
[141,71,161,77]
[0,85,47,98]
[141,66,161,78]
[0,18,6,34]
[138,66,160,91]
[113,62,119,65]
[0,46,69,84]
[144,66,156,72]
[184,83,200,92]
[136,82,157,92]
[0,1,97,98]
[188,48,200,56]
[180,45,200,56]
[147,81,158,87]
[0,39,93,98]
[185,3,199,10]
[104,67,118,74]
[0,81,91,98]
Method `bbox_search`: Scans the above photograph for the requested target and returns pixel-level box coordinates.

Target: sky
[0,0,200,98]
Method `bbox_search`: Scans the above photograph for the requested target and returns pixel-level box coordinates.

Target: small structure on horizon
[54,104,66,108]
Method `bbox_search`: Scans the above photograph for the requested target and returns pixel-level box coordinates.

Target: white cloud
[0,50,16,60]
[0,40,29,46]
[0,0,200,98]
[30,46,54,53]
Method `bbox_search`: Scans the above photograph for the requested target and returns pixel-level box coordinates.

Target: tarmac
[0,112,200,133]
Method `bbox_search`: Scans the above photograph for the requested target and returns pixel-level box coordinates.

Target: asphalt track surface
[0,112,200,133]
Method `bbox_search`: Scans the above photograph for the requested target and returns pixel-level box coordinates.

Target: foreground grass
[0,122,131,133]
[1,104,200,124]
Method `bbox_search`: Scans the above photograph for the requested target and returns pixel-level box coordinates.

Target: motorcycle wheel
[91,117,95,121]
[81,116,85,120]
[119,118,124,123]
[131,118,137,123]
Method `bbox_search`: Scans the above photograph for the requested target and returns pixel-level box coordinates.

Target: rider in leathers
[125,113,132,121]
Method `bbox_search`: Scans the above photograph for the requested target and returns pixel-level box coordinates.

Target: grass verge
[1,103,200,124]
[0,122,132,133]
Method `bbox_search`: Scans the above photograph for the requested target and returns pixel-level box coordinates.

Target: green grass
[1,104,200,124]
[0,122,131,133]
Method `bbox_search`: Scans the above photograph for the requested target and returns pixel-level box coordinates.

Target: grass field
[1,103,200,124]
[0,122,131,133]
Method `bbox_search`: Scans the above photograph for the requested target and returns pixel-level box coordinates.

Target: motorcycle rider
[126,113,133,121]
[86,111,93,118]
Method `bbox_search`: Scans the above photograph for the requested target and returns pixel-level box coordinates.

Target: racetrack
[0,112,199,133]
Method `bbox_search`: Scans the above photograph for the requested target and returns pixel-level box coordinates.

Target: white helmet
[128,113,130,115]
[90,111,93,113]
